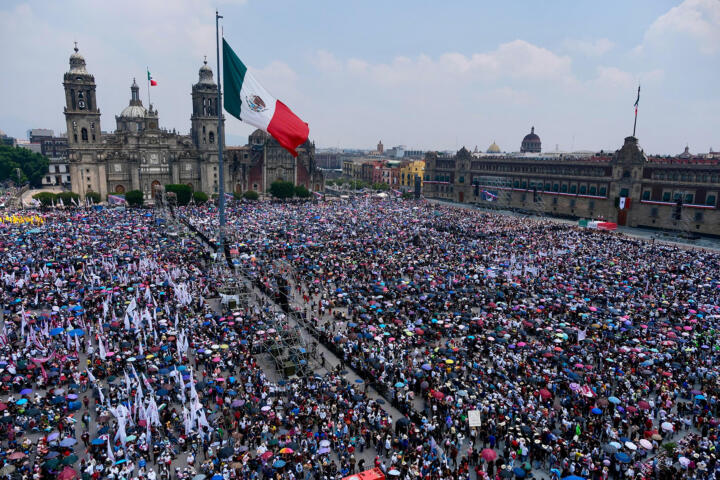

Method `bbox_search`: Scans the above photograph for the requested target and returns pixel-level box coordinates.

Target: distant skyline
[1,0,718,155]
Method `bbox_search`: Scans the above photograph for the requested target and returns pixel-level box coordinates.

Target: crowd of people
[187,199,720,480]
[0,197,715,480]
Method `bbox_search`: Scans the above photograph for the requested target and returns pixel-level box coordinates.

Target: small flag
[481,190,498,202]
[147,69,157,86]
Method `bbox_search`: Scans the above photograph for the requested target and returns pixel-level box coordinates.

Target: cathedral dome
[119,79,147,118]
[197,59,215,86]
[487,141,501,153]
[119,105,147,118]
[520,126,541,153]
[68,45,88,75]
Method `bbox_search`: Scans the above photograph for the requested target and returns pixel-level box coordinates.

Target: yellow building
[399,160,425,190]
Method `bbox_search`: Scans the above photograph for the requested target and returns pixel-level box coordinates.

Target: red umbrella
[58,467,77,480]
[7,452,25,460]
[539,389,552,400]
[637,400,651,410]
[481,448,497,461]
[260,451,273,460]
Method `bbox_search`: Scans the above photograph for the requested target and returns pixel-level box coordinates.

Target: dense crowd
[0,197,715,480]
[187,199,720,480]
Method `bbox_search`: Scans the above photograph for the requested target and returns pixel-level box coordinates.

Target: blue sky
[1,0,718,154]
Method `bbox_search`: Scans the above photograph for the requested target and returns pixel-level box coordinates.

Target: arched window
[209,132,215,144]
[81,128,88,142]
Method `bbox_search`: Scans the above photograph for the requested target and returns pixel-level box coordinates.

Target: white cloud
[642,0,720,54]
[563,38,615,56]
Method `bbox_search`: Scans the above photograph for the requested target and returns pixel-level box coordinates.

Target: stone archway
[115,185,125,194]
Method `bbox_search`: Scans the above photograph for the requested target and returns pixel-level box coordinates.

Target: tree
[269,180,295,199]
[85,191,101,204]
[0,145,49,187]
[32,192,56,206]
[243,190,259,201]
[55,191,80,205]
[125,190,144,207]
[165,184,193,206]
[192,191,208,204]
[372,182,390,191]
[294,185,310,198]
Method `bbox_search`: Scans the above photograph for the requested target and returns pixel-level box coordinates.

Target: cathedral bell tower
[63,43,106,199]
[63,43,101,147]
[191,58,222,151]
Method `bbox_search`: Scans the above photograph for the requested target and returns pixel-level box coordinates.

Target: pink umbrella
[569,383,580,391]
[481,448,497,461]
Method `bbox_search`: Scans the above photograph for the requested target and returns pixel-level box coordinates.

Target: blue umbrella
[212,475,223,480]
[59,438,77,447]
[695,394,706,400]
[91,438,105,445]
[563,476,586,480]
[591,407,602,415]
[68,329,84,337]
[513,466,526,478]
[615,452,631,463]
[272,460,286,468]
[608,396,621,404]
[394,382,405,388]
[50,327,64,336]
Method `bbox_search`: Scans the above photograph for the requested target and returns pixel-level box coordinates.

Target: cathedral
[63,45,322,201]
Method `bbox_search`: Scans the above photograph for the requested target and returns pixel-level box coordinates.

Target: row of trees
[268,180,311,199]
[0,145,49,187]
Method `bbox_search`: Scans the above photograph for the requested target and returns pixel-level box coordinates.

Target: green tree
[192,191,209,204]
[165,184,193,206]
[125,190,144,207]
[32,192,56,206]
[85,191,101,204]
[55,191,80,205]
[294,185,310,198]
[0,145,49,187]
[269,180,295,199]
[243,190,259,201]
[372,182,390,191]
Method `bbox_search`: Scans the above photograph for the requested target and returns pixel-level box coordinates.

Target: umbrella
[43,458,60,470]
[272,460,286,468]
[218,446,233,459]
[59,438,77,447]
[562,476,586,480]
[319,440,330,448]
[8,451,26,460]
[639,439,653,450]
[20,388,32,395]
[603,444,617,454]
[513,466,526,478]
[481,448,497,461]
[591,407,602,415]
[58,467,77,480]
[608,396,620,404]
[279,447,294,454]
[0,465,15,475]
[91,438,105,445]
[624,441,637,451]
[661,422,674,432]
[62,454,79,465]
[615,452,631,463]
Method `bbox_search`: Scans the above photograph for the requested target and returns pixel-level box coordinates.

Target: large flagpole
[632,84,640,138]
[216,10,226,258]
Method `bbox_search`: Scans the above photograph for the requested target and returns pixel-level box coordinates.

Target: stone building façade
[424,136,720,236]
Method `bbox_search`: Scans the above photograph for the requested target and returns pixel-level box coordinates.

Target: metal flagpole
[632,84,640,137]
[147,66,151,108]
[216,10,226,258]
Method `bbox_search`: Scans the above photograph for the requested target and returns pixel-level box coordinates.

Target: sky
[1,0,718,155]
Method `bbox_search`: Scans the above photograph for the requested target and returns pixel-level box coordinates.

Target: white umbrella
[624,441,637,451]
[661,422,674,432]
[639,439,653,450]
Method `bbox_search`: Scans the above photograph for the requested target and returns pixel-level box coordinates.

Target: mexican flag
[223,38,309,157]
[147,69,157,86]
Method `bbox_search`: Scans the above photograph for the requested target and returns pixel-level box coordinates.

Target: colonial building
[63,45,322,200]
[424,135,720,236]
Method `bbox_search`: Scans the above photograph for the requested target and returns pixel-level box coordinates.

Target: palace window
[561,184,568,193]
[589,186,597,195]
[706,195,716,206]
[599,187,607,196]
[579,185,587,194]
[685,193,694,204]
[662,192,671,202]
[619,188,629,197]
[553,184,559,192]
[570,185,577,194]
[642,191,650,200]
